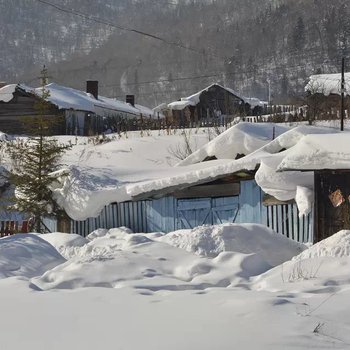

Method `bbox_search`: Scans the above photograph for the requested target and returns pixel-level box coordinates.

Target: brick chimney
[86,80,99,100]
[126,94,135,106]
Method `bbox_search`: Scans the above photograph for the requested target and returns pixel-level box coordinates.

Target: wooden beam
[174,183,240,199]
[263,194,294,206]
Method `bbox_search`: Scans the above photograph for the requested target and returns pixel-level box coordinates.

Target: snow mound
[158,224,305,266]
[86,226,133,241]
[39,232,89,259]
[31,224,301,291]
[296,230,350,259]
[0,234,65,279]
[40,232,88,249]
[252,231,350,294]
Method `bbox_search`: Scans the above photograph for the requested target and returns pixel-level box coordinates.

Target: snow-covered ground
[1,226,350,349]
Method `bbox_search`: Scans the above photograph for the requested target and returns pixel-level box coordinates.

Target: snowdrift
[158,223,305,266]
[31,224,305,291]
[296,230,350,259]
[253,230,350,294]
[0,234,65,279]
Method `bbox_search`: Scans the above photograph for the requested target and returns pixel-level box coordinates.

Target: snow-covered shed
[58,123,338,243]
[0,82,154,135]
[278,133,350,242]
[166,83,265,127]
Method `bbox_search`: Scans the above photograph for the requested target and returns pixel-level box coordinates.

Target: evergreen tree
[7,67,70,232]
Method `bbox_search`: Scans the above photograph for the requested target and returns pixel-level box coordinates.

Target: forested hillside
[2,0,350,106]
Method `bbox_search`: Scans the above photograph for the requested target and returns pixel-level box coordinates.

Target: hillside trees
[3,0,350,105]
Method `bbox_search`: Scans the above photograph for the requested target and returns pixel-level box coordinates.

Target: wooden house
[0,81,154,136]
[167,83,264,127]
[305,72,350,121]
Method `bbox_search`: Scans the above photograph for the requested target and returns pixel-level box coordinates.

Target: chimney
[86,80,99,100]
[126,94,135,106]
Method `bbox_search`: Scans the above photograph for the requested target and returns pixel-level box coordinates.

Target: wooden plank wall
[236,180,266,224]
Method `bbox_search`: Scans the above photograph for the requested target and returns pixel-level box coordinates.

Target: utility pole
[340,57,346,131]
[267,78,271,114]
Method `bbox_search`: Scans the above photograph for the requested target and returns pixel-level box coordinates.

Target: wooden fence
[265,203,313,243]
[0,221,29,237]
[97,105,311,134]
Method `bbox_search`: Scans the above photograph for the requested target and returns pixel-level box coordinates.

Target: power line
[23,44,348,88]
[22,55,347,95]
[100,57,348,90]
[33,0,222,59]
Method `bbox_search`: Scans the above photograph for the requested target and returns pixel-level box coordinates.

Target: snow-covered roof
[168,100,196,110]
[153,103,168,113]
[0,83,154,117]
[178,122,289,166]
[127,126,338,202]
[187,83,244,105]
[243,97,267,108]
[305,72,350,96]
[0,84,18,103]
[278,133,350,171]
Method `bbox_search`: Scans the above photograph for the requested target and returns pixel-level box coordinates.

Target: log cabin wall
[0,91,65,135]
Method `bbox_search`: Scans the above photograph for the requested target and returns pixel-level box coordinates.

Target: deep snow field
[2,225,350,350]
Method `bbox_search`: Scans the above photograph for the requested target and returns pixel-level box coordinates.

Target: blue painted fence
[70,179,313,243]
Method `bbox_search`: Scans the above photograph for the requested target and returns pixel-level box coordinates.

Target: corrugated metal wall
[69,179,313,243]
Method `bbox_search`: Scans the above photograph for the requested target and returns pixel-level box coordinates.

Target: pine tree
[7,67,70,232]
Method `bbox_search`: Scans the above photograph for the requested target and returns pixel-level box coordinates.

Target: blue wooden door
[212,204,239,224]
[177,199,212,229]
[177,197,240,229]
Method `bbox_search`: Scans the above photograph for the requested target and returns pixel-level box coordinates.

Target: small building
[166,83,265,127]
[0,81,155,135]
[63,124,327,243]
[305,72,350,121]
